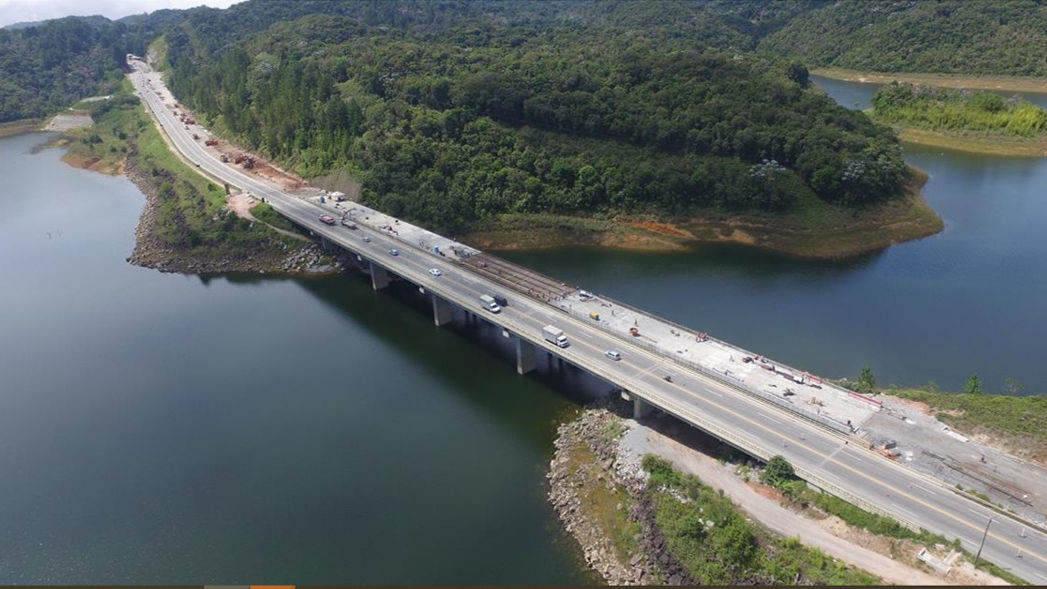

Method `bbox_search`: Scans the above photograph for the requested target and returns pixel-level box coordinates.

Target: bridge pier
[370,263,389,291]
[432,294,453,326]
[515,338,537,375]
[320,236,331,251]
[633,396,654,420]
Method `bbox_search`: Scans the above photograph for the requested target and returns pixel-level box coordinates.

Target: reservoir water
[3,74,1046,582]
[0,133,593,584]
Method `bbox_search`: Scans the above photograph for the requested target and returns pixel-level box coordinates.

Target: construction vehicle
[204,138,218,146]
[242,156,254,169]
[543,325,569,348]
[588,311,600,321]
[219,153,229,163]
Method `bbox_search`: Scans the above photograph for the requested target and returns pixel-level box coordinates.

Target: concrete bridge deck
[128,57,1047,584]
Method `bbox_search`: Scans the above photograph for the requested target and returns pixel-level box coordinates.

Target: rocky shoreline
[547,400,694,585]
[123,149,339,275]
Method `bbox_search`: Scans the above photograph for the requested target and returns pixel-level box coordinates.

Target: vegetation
[63,81,298,258]
[762,0,1047,77]
[156,1,913,238]
[643,455,879,585]
[0,16,157,122]
[872,83,1047,138]
[757,456,952,547]
[853,366,877,394]
[888,386,1047,448]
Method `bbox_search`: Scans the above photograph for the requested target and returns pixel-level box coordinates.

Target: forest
[20,0,1038,235]
[761,0,1047,76]
[161,2,907,233]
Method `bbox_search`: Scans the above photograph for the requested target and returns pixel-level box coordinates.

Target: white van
[479,294,501,313]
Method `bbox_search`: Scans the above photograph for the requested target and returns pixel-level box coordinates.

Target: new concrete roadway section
[128,61,1047,583]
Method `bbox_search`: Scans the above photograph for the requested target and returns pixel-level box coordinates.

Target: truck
[543,325,569,348]
[479,294,501,313]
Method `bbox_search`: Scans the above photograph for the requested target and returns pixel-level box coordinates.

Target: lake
[3,74,1046,582]
[0,132,595,584]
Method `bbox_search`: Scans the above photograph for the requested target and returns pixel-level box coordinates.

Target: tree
[854,365,876,394]
[1002,377,1025,395]
[964,373,984,395]
[786,62,809,88]
[761,455,796,489]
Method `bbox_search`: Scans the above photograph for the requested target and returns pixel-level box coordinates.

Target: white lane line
[910,482,938,497]
[818,444,847,468]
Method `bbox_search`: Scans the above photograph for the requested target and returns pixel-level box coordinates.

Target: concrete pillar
[516,337,537,375]
[633,396,654,420]
[432,294,453,327]
[370,263,389,290]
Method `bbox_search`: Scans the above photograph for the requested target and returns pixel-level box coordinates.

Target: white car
[428,268,443,276]
[604,350,622,361]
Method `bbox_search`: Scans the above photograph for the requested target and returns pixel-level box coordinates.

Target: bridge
[128,58,1047,584]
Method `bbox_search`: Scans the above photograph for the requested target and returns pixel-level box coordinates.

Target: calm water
[506,78,1047,393]
[3,73,1046,581]
[811,74,1047,111]
[0,133,594,584]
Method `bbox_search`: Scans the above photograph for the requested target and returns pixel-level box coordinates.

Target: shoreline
[896,127,1047,157]
[465,169,942,259]
[34,126,339,276]
[0,118,43,138]
[550,400,1010,585]
[813,67,1047,94]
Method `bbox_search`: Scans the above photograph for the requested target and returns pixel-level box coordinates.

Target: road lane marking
[818,444,847,468]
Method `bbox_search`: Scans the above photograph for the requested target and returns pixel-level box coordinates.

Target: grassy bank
[813,68,1047,94]
[61,79,302,269]
[886,386,1047,465]
[868,83,1047,157]
[0,118,43,138]
[897,128,1047,157]
[764,456,1026,585]
[464,168,942,259]
[643,456,879,585]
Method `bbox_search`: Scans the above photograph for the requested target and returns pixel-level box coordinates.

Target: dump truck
[543,325,569,348]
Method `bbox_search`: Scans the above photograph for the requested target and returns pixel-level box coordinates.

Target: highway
[129,59,1047,583]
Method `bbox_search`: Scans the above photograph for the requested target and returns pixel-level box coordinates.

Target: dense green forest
[761,0,1047,76]
[161,1,907,233]
[871,83,1047,136]
[0,16,153,121]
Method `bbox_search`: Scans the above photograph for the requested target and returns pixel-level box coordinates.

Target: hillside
[162,1,914,240]
[0,15,163,122]
[761,0,1047,77]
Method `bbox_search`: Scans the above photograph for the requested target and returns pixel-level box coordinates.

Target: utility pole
[974,517,993,567]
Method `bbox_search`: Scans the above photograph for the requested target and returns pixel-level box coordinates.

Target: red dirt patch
[747,481,785,501]
[627,219,695,239]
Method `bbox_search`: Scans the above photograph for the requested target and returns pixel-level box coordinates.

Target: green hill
[162,1,908,236]
[760,0,1047,77]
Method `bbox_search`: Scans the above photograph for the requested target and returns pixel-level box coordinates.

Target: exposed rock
[547,397,695,585]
